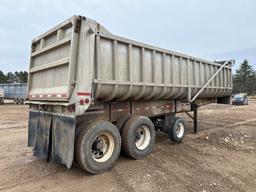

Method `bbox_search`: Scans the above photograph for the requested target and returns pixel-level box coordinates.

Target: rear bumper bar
[26,100,70,106]
[28,110,76,168]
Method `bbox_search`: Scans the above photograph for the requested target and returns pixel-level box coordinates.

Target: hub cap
[91,132,115,162]
[135,125,151,150]
[176,122,185,138]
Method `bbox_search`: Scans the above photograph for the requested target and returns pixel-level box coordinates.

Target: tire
[75,120,121,174]
[115,115,132,133]
[122,116,155,159]
[168,117,185,143]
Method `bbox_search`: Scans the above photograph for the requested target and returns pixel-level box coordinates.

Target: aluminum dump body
[28,15,232,104]
[0,83,27,100]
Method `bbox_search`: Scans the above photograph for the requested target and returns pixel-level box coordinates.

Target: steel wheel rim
[176,122,184,138]
[91,132,115,162]
[135,125,151,150]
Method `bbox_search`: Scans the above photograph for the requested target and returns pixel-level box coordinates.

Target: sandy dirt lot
[0,101,255,192]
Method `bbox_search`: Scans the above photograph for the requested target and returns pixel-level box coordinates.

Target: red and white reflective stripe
[77,92,91,96]
[61,93,67,97]
[111,104,172,113]
[29,92,91,99]
[29,93,68,98]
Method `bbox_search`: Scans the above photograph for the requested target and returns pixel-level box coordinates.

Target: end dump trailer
[0,83,27,104]
[27,15,233,174]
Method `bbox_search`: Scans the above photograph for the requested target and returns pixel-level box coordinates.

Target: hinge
[74,17,82,33]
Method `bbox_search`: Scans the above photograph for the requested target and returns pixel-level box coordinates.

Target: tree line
[0,71,28,83]
[233,60,256,95]
[0,60,255,95]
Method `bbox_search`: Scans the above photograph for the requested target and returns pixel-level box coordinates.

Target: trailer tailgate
[28,16,81,101]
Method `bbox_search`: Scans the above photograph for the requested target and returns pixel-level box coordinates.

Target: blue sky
[0,0,255,73]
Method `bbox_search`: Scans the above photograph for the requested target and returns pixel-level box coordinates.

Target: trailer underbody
[28,97,228,170]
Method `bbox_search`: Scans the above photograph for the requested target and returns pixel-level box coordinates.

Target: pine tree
[14,71,28,83]
[6,72,18,83]
[234,60,255,95]
[0,71,7,83]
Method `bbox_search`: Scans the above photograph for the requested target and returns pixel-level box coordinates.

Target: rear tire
[168,117,185,143]
[122,116,155,159]
[75,121,121,174]
[115,115,132,133]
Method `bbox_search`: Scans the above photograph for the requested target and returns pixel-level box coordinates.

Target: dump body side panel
[93,32,232,101]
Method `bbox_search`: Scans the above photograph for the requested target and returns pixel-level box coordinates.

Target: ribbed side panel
[94,35,232,101]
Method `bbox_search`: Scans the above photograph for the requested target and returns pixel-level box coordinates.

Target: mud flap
[28,110,76,169]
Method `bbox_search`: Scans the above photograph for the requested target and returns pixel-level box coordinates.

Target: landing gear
[193,104,198,134]
[186,103,198,134]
